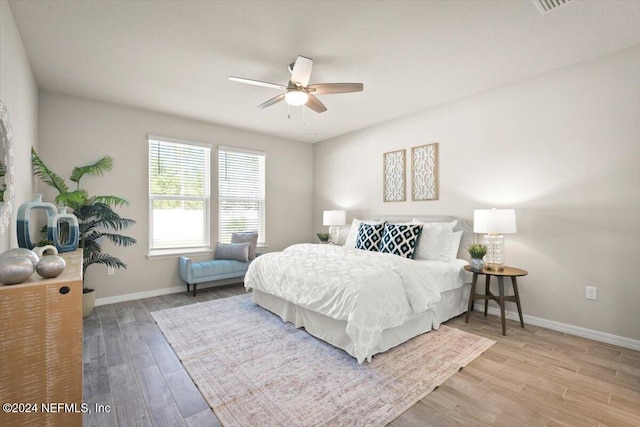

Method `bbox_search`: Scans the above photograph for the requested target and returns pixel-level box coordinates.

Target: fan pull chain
[288,103,291,120]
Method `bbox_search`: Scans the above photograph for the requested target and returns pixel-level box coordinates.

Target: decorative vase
[47,207,80,253]
[83,289,96,318]
[36,254,66,279]
[33,245,58,258]
[469,258,484,271]
[0,247,39,267]
[16,194,58,249]
[0,256,34,284]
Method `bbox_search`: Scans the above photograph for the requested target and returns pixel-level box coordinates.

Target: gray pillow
[231,232,258,259]
[214,242,250,262]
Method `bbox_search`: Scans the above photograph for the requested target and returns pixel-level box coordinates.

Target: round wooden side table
[464,265,528,336]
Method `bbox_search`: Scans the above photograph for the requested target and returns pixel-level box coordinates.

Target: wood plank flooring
[83,284,640,427]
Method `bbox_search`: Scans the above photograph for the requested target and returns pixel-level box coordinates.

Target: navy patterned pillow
[355,222,385,252]
[379,223,423,258]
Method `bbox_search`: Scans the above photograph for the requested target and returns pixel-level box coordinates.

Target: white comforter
[244,243,444,363]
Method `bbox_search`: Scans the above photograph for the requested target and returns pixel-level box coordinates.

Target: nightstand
[464,265,528,336]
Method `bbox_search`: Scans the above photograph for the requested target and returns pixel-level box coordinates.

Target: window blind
[149,138,211,250]
[218,147,266,244]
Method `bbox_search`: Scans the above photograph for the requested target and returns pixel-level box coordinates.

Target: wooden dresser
[0,250,83,427]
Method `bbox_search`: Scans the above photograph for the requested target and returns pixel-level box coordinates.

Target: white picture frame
[411,143,438,201]
[383,149,406,202]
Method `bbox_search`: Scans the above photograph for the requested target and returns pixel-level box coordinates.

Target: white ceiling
[8,0,640,143]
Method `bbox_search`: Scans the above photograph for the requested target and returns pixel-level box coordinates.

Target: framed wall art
[411,143,438,201]
[383,149,406,202]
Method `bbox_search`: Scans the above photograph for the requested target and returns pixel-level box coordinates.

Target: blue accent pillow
[355,222,385,252]
[231,231,259,259]
[214,242,250,262]
[379,223,423,258]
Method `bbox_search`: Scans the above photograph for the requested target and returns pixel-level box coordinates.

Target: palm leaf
[83,252,126,274]
[82,230,103,250]
[31,148,69,194]
[80,203,136,231]
[70,155,113,184]
[84,229,136,247]
[90,218,136,231]
[99,232,137,247]
[55,190,88,208]
[93,195,130,208]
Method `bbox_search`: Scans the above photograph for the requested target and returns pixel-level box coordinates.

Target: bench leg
[186,283,197,297]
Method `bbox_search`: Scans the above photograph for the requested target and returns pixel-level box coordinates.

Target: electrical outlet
[586,286,597,300]
[107,266,115,276]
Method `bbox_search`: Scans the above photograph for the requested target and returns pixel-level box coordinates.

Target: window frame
[148,135,212,257]
[217,145,266,247]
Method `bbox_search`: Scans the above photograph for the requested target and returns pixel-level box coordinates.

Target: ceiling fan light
[285,89,308,106]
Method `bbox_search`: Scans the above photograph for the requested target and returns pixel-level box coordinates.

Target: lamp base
[485,264,505,272]
[328,226,340,245]
[483,233,506,271]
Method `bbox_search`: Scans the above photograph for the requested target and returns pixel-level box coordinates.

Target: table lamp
[323,210,346,245]
[473,208,517,271]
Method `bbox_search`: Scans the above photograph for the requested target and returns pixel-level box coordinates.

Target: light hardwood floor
[83,284,640,427]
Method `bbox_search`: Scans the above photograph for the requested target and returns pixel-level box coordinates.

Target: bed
[244,215,473,363]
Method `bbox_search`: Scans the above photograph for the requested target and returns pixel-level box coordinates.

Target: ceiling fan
[229,56,363,113]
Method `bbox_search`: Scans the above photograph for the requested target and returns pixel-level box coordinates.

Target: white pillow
[447,230,464,261]
[344,218,386,248]
[411,219,457,261]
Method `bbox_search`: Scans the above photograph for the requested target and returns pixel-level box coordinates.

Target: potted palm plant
[467,243,487,271]
[31,148,136,317]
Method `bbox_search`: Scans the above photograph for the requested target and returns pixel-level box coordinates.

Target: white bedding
[416,258,470,293]
[244,243,468,363]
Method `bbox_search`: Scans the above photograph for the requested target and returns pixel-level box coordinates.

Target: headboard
[365,215,474,260]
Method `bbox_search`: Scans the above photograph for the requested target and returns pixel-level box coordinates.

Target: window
[149,136,211,252]
[218,147,266,245]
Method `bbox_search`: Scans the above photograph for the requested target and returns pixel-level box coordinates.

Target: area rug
[151,294,495,427]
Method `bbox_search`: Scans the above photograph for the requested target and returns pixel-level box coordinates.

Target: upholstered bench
[179,232,259,296]
[179,257,251,296]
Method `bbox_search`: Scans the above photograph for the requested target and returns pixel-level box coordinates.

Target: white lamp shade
[323,210,346,226]
[473,209,517,234]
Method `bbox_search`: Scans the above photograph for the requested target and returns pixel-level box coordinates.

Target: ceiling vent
[532,0,573,15]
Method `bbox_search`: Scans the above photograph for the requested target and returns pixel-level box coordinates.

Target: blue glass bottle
[17,194,58,249]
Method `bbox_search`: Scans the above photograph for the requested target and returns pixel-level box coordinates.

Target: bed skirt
[251,283,471,361]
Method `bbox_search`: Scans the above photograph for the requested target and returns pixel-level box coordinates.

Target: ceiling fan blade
[307,83,364,94]
[290,56,313,87]
[229,76,286,91]
[257,93,285,109]
[305,94,327,113]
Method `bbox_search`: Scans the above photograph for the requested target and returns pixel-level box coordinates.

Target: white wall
[38,92,313,299]
[314,46,640,341]
[0,0,38,252]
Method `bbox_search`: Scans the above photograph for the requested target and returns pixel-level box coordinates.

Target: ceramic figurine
[33,245,58,258]
[36,255,66,279]
[0,247,39,267]
[0,256,34,284]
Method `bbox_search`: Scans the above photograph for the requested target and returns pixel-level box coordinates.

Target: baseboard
[95,280,244,306]
[95,285,185,306]
[473,302,640,351]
